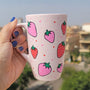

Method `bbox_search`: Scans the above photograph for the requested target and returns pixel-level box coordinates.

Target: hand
[0,18,27,90]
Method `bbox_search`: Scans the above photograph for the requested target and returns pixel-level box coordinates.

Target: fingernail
[14,31,19,37]
[12,41,17,47]
[10,17,15,22]
[18,46,24,51]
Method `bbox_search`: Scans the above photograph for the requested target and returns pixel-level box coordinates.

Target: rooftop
[79,31,90,34]
[83,23,90,26]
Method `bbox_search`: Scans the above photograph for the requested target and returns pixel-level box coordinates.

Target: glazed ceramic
[17,14,67,81]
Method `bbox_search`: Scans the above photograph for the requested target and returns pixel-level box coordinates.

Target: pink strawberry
[57,63,63,73]
[28,22,37,37]
[61,21,66,35]
[57,42,65,58]
[31,46,38,59]
[44,30,55,43]
[38,62,52,76]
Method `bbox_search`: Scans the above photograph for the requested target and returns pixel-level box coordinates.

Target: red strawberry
[61,21,66,35]
[31,46,38,59]
[57,42,65,58]
[57,63,63,73]
[38,62,52,76]
[44,30,55,43]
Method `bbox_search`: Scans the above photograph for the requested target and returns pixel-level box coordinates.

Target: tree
[61,67,90,90]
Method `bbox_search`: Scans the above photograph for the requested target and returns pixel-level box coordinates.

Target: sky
[0,0,90,26]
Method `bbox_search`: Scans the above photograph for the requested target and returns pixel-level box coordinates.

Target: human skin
[0,18,27,90]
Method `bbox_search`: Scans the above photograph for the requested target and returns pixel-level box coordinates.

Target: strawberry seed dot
[43,54,46,56]
[53,46,55,48]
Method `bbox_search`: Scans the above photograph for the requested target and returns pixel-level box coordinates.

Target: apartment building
[65,26,81,60]
[79,24,90,53]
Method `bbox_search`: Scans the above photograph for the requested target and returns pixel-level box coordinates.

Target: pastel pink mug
[17,14,67,81]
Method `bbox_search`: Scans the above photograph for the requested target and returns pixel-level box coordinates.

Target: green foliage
[84,52,90,59]
[61,67,90,90]
[73,60,81,64]
[7,83,19,90]
[8,63,35,90]
[80,52,90,65]
[71,49,79,58]
[70,49,79,62]
[61,67,77,79]
[80,52,90,59]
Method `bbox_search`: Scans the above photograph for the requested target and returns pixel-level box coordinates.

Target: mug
[17,14,67,81]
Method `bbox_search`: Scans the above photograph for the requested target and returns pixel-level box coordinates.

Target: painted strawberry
[57,63,63,73]
[61,21,66,35]
[38,62,52,76]
[31,45,38,59]
[57,42,65,58]
[44,30,55,43]
[28,22,37,37]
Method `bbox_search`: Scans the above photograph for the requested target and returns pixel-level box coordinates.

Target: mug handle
[16,23,30,63]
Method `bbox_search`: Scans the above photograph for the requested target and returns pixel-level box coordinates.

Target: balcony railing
[80,39,90,43]
[79,49,90,53]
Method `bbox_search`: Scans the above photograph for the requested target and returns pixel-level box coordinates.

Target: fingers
[12,27,23,38]
[16,41,28,53]
[11,27,28,53]
[0,17,17,43]
[0,17,28,53]
[11,34,26,47]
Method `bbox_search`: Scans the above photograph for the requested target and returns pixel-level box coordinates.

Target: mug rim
[26,13,67,17]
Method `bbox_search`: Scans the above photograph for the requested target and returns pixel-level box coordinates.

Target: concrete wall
[82,25,90,32]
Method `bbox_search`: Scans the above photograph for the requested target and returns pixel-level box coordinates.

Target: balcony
[80,31,90,35]
[79,49,90,53]
[80,37,90,43]
[80,40,90,43]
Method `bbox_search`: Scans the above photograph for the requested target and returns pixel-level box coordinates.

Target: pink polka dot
[53,46,55,48]
[33,67,34,70]
[41,44,44,46]
[60,36,63,38]
[53,21,56,23]
[51,59,53,61]
[39,20,41,23]
[43,54,46,56]
[34,74,37,76]
[35,40,37,42]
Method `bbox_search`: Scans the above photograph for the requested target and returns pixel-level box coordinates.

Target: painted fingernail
[10,17,15,22]
[12,41,17,47]
[18,46,24,51]
[14,31,19,37]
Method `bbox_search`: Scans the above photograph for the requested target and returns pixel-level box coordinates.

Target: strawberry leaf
[62,42,65,46]
[44,62,51,69]
[31,46,35,50]
[28,22,30,27]
[58,64,62,68]
[63,21,66,25]
[45,30,51,36]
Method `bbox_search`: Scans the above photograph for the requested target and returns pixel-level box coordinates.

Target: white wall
[82,25,90,32]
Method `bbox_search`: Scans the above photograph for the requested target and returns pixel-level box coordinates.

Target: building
[79,24,90,53]
[18,18,23,23]
[65,26,81,60]
[82,23,90,32]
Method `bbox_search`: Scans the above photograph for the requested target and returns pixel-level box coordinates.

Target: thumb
[0,17,17,43]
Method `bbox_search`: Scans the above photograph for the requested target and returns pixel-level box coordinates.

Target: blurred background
[0,0,90,90]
